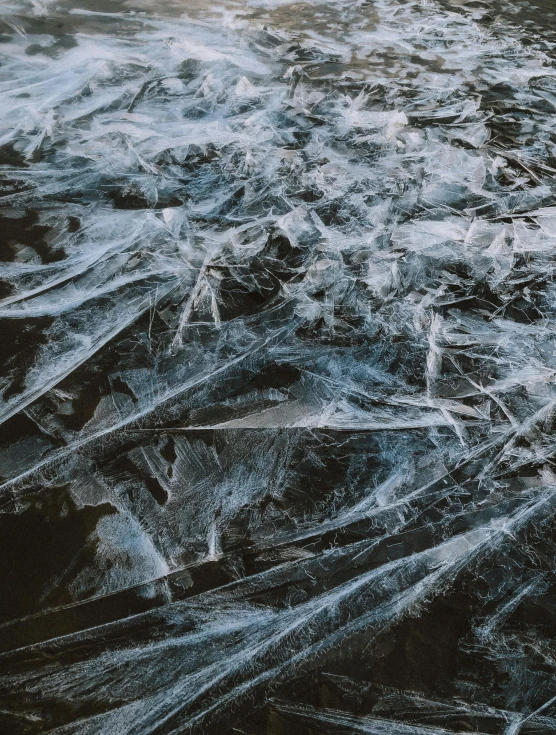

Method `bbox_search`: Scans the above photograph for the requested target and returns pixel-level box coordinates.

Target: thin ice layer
[1,0,556,733]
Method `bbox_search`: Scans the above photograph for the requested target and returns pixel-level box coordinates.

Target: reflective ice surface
[1,0,556,732]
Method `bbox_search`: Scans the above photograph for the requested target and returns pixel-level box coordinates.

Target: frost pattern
[1,0,556,733]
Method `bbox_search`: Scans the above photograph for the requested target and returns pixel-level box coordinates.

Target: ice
[1,0,556,732]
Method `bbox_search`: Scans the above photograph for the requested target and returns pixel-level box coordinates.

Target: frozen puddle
[1,0,556,733]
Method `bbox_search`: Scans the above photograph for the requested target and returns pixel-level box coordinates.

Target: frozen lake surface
[1,0,556,733]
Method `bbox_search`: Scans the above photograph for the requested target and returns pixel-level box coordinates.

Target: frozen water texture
[1,0,556,732]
